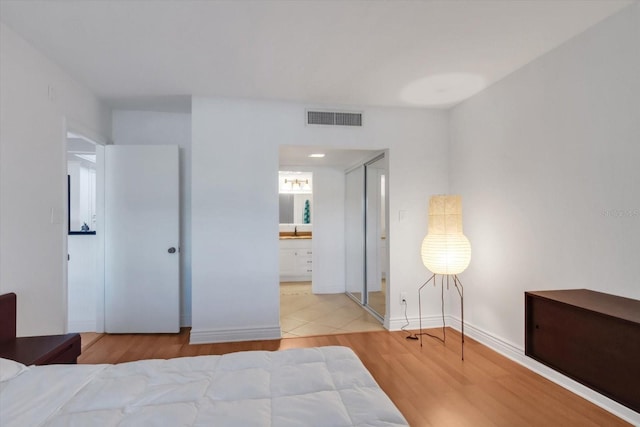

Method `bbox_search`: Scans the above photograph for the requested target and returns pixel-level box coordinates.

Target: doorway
[278,170,313,286]
[66,129,103,333]
[277,170,318,335]
[278,147,386,337]
[65,128,180,335]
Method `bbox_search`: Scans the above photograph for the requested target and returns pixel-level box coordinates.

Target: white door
[105,145,180,333]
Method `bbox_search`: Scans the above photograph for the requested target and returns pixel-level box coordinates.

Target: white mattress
[1,346,408,426]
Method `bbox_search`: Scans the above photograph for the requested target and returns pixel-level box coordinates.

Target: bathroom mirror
[279,194,313,224]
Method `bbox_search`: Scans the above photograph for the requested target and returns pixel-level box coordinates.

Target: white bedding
[1,346,408,426]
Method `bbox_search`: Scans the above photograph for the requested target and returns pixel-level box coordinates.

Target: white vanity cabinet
[279,239,312,281]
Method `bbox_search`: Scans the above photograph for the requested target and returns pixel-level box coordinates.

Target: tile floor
[280,282,385,338]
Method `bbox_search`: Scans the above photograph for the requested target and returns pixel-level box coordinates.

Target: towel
[304,199,310,224]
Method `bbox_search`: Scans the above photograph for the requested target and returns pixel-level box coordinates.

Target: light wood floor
[78,329,629,426]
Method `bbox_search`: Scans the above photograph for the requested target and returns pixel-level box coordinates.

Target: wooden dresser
[525,289,640,413]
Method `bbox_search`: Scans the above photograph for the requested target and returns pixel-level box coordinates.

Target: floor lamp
[418,195,471,360]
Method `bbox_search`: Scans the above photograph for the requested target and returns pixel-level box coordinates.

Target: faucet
[294,226,298,236]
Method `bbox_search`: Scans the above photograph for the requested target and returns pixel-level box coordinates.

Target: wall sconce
[417,195,471,360]
[284,178,309,190]
[284,178,309,189]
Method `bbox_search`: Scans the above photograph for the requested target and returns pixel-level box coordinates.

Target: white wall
[449,5,639,420]
[0,23,111,336]
[310,167,346,294]
[112,110,192,326]
[191,97,448,342]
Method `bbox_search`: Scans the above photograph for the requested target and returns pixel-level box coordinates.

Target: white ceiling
[0,0,633,112]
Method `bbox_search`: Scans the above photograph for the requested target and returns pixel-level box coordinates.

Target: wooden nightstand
[0,333,81,365]
[0,293,81,365]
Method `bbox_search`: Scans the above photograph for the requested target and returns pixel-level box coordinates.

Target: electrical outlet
[400,292,407,304]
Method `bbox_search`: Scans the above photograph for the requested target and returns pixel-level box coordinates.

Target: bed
[1,346,408,426]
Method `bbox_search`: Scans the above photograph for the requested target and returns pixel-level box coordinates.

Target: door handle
[168,247,176,254]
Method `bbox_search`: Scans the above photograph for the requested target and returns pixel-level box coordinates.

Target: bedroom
[1,0,639,425]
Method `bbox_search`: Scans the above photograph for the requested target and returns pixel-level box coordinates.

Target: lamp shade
[421,195,471,275]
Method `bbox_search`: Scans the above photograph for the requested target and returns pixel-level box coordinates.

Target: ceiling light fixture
[308,153,325,158]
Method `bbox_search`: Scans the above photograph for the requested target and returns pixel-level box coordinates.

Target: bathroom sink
[279,234,312,240]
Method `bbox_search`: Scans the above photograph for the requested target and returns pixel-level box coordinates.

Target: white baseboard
[387,314,446,332]
[189,325,281,344]
[67,320,97,333]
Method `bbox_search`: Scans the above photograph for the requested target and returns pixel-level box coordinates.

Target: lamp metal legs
[418,274,465,361]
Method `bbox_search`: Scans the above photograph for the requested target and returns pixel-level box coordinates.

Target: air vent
[307,110,362,127]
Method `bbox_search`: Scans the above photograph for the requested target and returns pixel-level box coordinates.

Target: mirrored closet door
[365,155,387,319]
[345,165,365,303]
[344,153,388,321]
